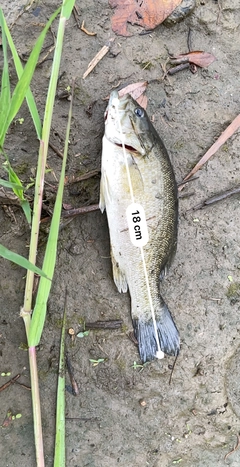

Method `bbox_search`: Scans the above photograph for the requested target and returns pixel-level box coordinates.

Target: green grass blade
[62,0,76,19]
[0,178,24,190]
[21,199,32,224]
[54,301,66,467]
[0,10,11,140]
[0,244,50,278]
[0,6,61,146]
[23,2,75,318]
[3,159,32,223]
[2,13,42,139]
[28,84,73,346]
[3,160,25,200]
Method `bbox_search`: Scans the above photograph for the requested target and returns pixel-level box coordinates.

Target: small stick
[83,38,114,79]
[180,113,240,188]
[15,381,31,390]
[40,204,99,224]
[84,320,122,330]
[72,5,81,28]
[169,354,178,385]
[49,141,64,159]
[168,63,190,75]
[139,29,153,36]
[169,56,190,65]
[187,28,193,52]
[61,204,99,218]
[65,169,100,184]
[81,20,96,36]
[177,175,199,189]
[191,185,240,211]
[65,353,79,396]
[0,374,21,392]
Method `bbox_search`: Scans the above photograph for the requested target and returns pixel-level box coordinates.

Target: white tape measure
[126,202,149,247]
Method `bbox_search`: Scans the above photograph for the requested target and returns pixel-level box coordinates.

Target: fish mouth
[114,142,138,153]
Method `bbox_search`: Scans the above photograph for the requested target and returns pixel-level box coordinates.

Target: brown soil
[1,1,240,466]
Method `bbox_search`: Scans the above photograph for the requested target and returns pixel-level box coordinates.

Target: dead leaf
[136,94,148,109]
[119,81,148,108]
[104,82,148,108]
[179,113,240,189]
[173,51,216,68]
[119,81,147,98]
[109,0,182,36]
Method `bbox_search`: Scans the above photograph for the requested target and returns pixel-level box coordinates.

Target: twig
[40,204,99,224]
[191,185,240,211]
[224,434,240,461]
[49,142,64,159]
[84,320,122,330]
[65,353,79,396]
[169,354,178,385]
[82,38,114,79]
[0,374,21,392]
[187,28,193,52]
[72,5,81,28]
[15,381,31,390]
[180,113,240,190]
[65,169,100,184]
[178,176,199,188]
[168,63,190,75]
[61,204,99,218]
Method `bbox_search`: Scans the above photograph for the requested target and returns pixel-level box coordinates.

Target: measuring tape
[113,96,164,359]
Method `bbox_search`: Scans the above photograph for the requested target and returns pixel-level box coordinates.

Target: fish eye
[134,107,144,118]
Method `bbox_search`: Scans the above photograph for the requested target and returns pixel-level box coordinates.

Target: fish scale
[100,91,180,362]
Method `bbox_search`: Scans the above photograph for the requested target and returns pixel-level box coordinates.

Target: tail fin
[132,300,180,363]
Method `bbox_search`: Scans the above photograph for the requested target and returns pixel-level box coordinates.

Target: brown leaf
[136,94,148,109]
[179,114,240,189]
[175,51,216,68]
[119,82,148,108]
[109,0,182,36]
[119,81,148,99]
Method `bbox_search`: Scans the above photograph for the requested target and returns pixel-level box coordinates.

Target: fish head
[104,91,156,157]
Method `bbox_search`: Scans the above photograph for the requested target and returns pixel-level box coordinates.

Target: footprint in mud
[225,347,240,419]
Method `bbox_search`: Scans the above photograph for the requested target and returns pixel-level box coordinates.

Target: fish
[99,91,180,362]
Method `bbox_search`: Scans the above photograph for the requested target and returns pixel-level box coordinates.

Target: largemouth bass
[99,91,180,362]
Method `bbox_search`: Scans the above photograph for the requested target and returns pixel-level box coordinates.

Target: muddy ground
[1,1,240,466]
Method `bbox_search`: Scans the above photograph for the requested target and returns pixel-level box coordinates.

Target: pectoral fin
[99,175,106,212]
[99,169,113,212]
[111,248,128,293]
